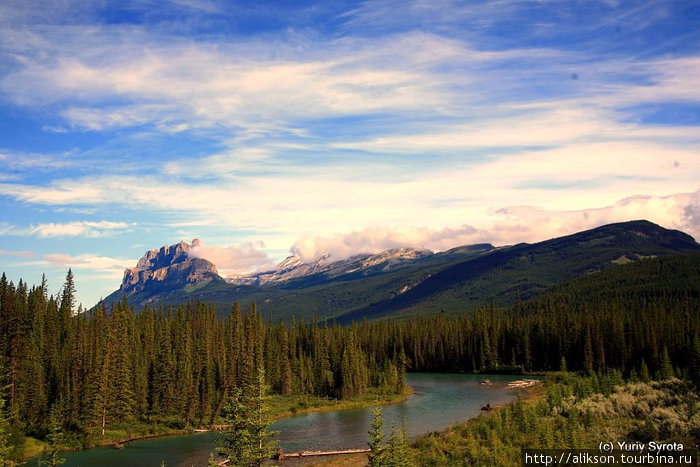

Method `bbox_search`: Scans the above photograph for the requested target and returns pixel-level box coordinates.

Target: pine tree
[248,368,278,466]
[217,386,254,466]
[640,359,650,382]
[658,347,674,380]
[583,328,594,374]
[59,269,75,317]
[688,336,700,389]
[367,407,385,467]
[384,420,412,466]
[279,329,292,396]
[0,360,12,465]
[40,404,66,466]
[217,368,278,467]
[107,301,135,424]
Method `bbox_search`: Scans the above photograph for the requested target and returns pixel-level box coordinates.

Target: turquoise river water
[29,373,535,466]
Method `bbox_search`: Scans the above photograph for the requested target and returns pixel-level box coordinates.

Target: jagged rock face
[120,239,221,294]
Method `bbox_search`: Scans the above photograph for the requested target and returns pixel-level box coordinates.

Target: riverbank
[23,386,413,463]
[25,373,534,466]
[276,379,543,466]
[410,373,700,466]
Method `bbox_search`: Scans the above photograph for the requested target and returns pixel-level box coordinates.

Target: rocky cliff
[119,239,223,295]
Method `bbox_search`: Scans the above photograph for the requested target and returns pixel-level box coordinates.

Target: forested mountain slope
[102,220,700,321]
[335,220,700,322]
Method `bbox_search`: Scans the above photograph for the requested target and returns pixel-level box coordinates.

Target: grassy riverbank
[410,372,700,466]
[279,372,700,466]
[21,386,412,462]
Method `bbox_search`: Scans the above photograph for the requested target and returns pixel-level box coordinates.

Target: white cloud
[291,224,482,262]
[1,32,461,133]
[334,106,614,152]
[0,249,36,258]
[290,190,700,262]
[0,220,131,238]
[0,150,75,171]
[161,147,271,179]
[0,136,696,244]
[43,252,135,280]
[29,221,131,238]
[188,240,274,276]
[487,191,700,245]
[603,57,700,107]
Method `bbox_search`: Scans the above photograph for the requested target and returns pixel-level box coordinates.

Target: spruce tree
[658,347,674,380]
[217,386,254,465]
[640,359,650,382]
[40,404,66,466]
[385,420,412,466]
[248,368,278,466]
[689,336,700,389]
[367,407,385,467]
[217,368,278,467]
[0,361,11,465]
[279,329,292,396]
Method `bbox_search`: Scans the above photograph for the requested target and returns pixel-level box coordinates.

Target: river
[30,373,533,466]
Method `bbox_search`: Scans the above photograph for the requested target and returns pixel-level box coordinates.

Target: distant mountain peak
[102,220,699,319]
[120,239,222,295]
[226,247,434,286]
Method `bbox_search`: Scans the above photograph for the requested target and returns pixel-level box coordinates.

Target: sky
[0,0,699,307]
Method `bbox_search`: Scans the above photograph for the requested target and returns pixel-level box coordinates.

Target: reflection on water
[274,373,524,451]
[29,373,534,467]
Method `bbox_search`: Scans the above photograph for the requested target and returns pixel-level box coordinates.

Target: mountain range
[101,220,700,321]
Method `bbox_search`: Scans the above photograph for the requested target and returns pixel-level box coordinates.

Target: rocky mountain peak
[120,239,222,294]
[226,248,434,286]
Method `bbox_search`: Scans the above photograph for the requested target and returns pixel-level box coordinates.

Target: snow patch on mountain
[226,248,433,286]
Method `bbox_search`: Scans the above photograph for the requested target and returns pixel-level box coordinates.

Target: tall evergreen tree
[40,404,66,467]
[216,368,278,467]
[248,368,278,466]
[658,347,674,380]
[217,386,254,466]
[384,420,412,467]
[0,361,12,465]
[689,336,700,389]
[367,407,385,467]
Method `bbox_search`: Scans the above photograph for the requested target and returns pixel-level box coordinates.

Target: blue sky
[0,0,699,307]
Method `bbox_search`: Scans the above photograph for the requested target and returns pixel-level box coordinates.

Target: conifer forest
[0,253,699,464]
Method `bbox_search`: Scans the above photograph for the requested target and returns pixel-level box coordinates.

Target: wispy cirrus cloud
[29,221,132,238]
[0,221,132,238]
[1,32,460,133]
[43,252,135,280]
[0,137,695,246]
[0,249,36,258]
[0,150,76,171]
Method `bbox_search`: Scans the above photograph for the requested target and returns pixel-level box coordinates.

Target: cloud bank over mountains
[171,191,700,274]
[188,241,275,277]
[286,191,700,264]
